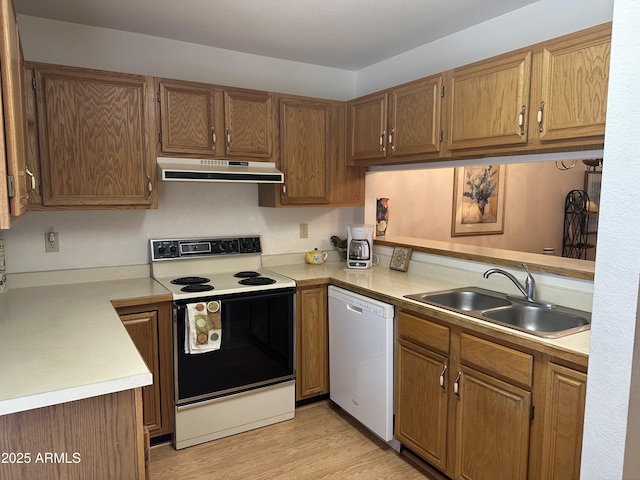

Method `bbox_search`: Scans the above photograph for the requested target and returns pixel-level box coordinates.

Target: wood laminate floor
[150,400,431,479]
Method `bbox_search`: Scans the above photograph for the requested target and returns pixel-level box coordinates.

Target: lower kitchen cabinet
[396,309,586,480]
[396,339,449,470]
[454,365,531,480]
[539,363,587,480]
[115,301,173,439]
[0,388,147,479]
[295,285,329,401]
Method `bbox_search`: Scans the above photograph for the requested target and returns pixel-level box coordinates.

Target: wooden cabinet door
[295,286,329,401]
[121,310,162,434]
[539,363,587,480]
[279,96,330,204]
[535,25,610,143]
[224,88,274,159]
[159,80,218,155]
[389,76,442,158]
[35,65,156,207]
[454,366,531,480]
[446,51,532,151]
[395,339,449,471]
[0,0,28,228]
[347,91,388,163]
[117,302,173,439]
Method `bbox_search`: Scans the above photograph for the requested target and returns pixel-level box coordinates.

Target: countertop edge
[0,372,152,416]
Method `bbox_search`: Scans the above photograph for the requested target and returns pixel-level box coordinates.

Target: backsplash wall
[2,182,362,274]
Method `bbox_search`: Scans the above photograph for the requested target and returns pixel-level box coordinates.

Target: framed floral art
[452,164,507,236]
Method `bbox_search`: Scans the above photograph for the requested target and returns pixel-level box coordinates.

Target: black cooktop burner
[238,277,276,286]
[171,276,211,285]
[181,284,215,293]
[233,271,261,278]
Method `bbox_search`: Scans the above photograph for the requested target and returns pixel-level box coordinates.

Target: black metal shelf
[562,190,594,259]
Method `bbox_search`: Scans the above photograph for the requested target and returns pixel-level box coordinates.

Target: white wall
[581,0,640,477]
[355,0,614,95]
[16,15,356,101]
[4,181,362,273]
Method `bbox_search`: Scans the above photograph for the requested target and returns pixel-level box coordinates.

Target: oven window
[175,289,295,403]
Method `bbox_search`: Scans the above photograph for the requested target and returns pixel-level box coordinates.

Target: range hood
[157,158,284,183]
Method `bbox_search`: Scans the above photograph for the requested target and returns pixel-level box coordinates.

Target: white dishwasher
[328,285,395,442]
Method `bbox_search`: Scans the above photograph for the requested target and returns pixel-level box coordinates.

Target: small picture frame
[390,247,412,272]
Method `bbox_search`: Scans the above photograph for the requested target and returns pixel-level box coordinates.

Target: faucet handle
[521,263,536,300]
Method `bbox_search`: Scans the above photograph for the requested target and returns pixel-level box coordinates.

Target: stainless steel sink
[406,289,512,311]
[404,286,591,338]
[482,304,590,337]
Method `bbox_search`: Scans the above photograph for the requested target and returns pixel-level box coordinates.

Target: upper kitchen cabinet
[224,87,274,159]
[347,91,387,163]
[443,22,610,157]
[32,63,157,208]
[0,0,29,229]
[158,79,219,156]
[259,94,364,207]
[347,74,442,166]
[444,50,532,152]
[157,80,275,161]
[530,22,610,148]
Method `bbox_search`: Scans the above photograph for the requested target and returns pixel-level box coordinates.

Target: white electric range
[150,236,297,449]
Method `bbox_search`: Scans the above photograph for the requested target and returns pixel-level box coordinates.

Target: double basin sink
[405,286,590,338]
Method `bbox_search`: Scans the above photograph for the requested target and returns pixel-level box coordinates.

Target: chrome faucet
[483,263,536,303]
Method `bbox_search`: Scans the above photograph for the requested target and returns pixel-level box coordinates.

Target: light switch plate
[299,224,308,238]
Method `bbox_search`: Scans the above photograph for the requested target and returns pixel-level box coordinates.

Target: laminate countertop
[0,277,171,416]
[265,261,591,366]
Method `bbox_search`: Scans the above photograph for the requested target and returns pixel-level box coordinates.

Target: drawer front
[460,332,533,388]
[398,311,450,355]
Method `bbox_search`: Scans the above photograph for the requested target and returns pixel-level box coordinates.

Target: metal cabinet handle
[453,372,462,398]
[226,128,231,152]
[518,105,526,136]
[25,166,36,192]
[147,175,153,199]
[389,128,395,151]
[439,365,447,390]
[211,128,217,149]
[379,130,386,152]
[537,101,545,133]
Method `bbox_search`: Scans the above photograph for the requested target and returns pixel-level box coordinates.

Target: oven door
[174,287,295,405]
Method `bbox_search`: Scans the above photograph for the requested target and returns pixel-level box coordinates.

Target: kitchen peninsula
[0,276,170,479]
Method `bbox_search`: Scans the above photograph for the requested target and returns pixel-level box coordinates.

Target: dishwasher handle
[346,304,363,314]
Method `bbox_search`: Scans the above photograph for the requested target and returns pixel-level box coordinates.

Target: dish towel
[184,301,222,354]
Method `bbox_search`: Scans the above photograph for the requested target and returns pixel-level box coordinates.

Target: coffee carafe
[347,224,374,269]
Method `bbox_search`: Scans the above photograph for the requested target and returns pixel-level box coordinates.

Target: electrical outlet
[45,232,59,253]
[299,223,308,239]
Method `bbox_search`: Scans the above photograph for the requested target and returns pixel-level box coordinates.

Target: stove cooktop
[150,236,296,300]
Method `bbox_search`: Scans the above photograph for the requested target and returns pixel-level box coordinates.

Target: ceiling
[14,0,539,70]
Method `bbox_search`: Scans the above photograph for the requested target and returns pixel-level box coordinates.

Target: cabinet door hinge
[439,130,443,142]
[157,91,161,103]
[158,132,162,144]
[6,176,15,198]
[530,404,535,421]
[441,85,445,98]
[32,76,36,90]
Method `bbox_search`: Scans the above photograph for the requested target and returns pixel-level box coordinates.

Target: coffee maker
[347,224,374,269]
